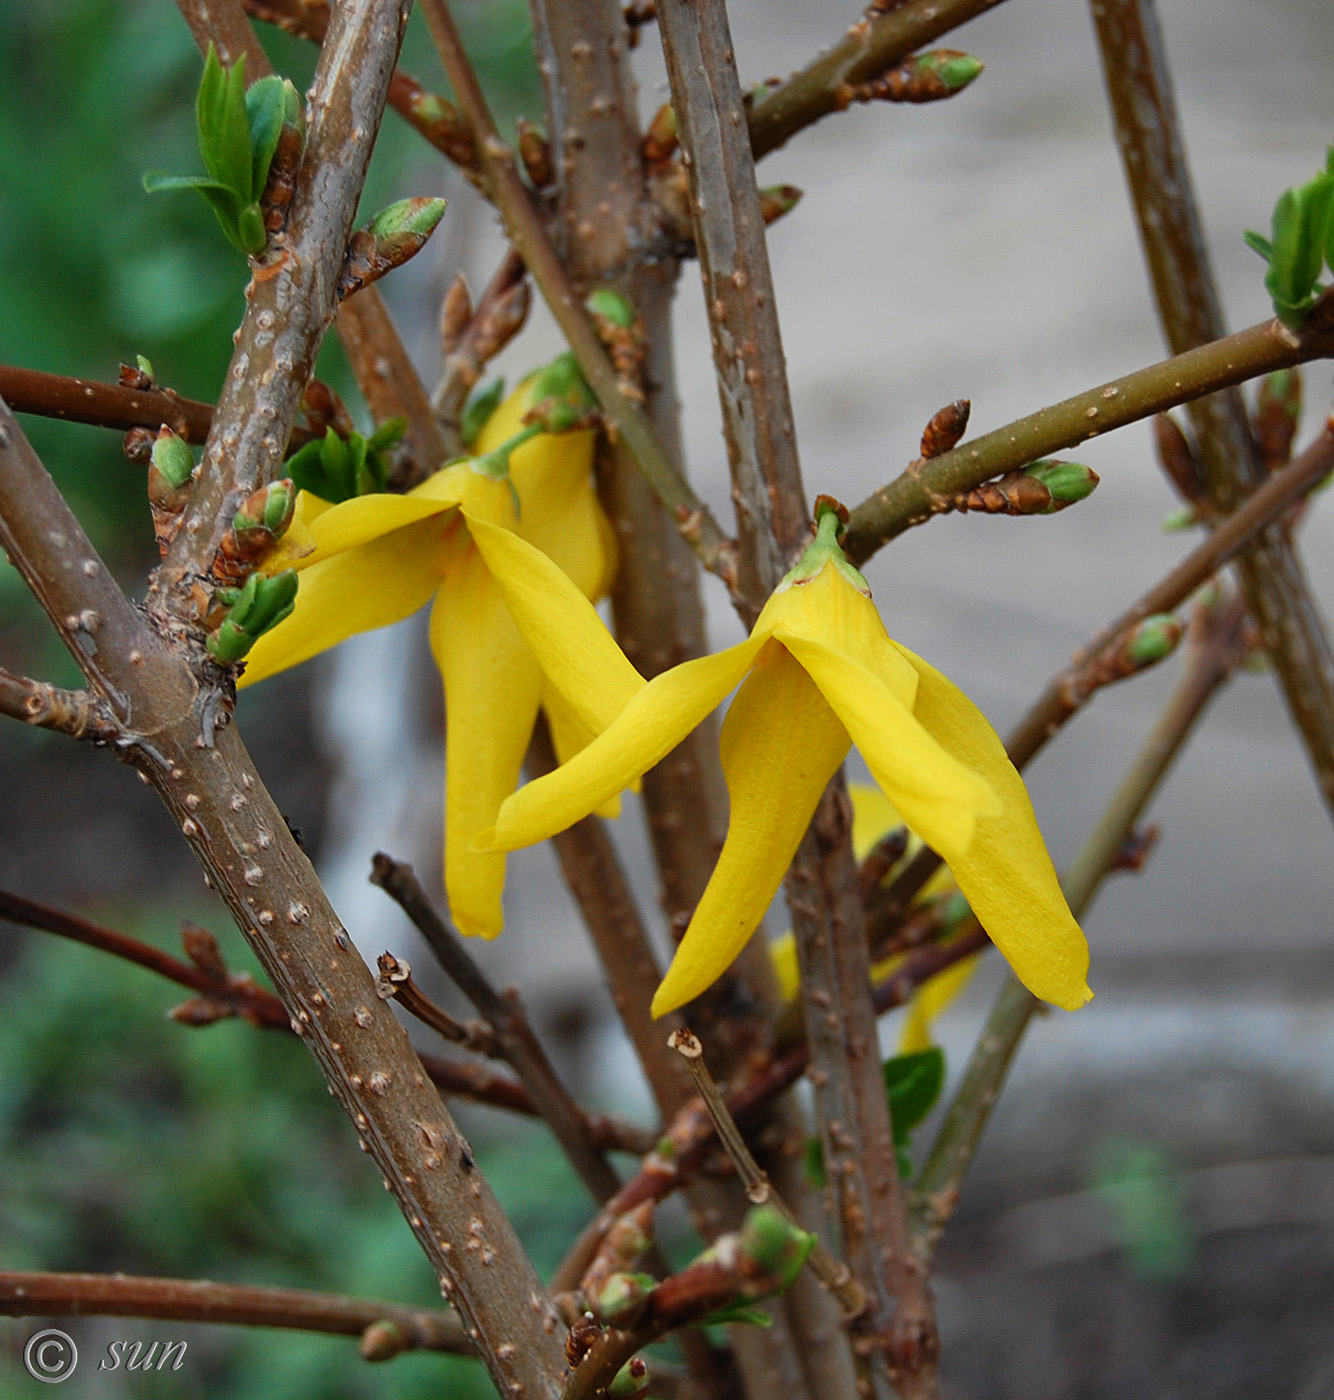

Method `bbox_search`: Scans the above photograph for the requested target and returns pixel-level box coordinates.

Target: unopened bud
[359,1320,408,1362]
[643,103,679,167]
[1153,411,1205,504]
[1255,366,1303,469]
[517,118,554,189]
[595,1272,651,1325]
[586,288,635,330]
[739,1205,815,1288]
[608,1357,650,1398]
[151,427,195,491]
[856,49,983,104]
[233,479,295,539]
[1022,458,1099,510]
[441,274,473,357]
[920,399,970,459]
[1122,613,1183,669]
[759,184,803,225]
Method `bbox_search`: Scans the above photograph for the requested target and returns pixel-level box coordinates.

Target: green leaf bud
[367,195,448,243]
[586,288,636,329]
[738,1205,815,1289]
[1122,613,1183,669]
[1022,458,1099,511]
[595,1272,652,1325]
[233,479,296,539]
[151,428,195,491]
[608,1358,650,1398]
[358,1320,408,1362]
[920,50,984,92]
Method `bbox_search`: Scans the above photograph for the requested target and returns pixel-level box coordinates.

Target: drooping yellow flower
[482,502,1091,1017]
[239,363,619,939]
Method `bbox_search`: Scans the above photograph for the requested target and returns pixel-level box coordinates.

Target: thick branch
[162,0,430,596]
[843,314,1334,562]
[657,0,808,604]
[1090,0,1334,818]
[0,1271,470,1358]
[1,408,567,1398]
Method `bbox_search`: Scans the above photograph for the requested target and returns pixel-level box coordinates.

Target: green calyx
[780,497,870,594]
[207,569,298,662]
[1022,458,1099,511]
[143,45,303,256]
[524,351,597,433]
[471,423,541,486]
[1244,147,1334,329]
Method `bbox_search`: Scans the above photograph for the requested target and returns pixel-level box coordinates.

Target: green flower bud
[151,428,196,491]
[359,1320,407,1362]
[367,196,448,243]
[595,1272,652,1325]
[233,479,296,539]
[920,51,984,92]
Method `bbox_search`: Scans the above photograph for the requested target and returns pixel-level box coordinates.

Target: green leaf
[284,439,329,500]
[883,1046,946,1142]
[141,171,237,198]
[367,417,409,453]
[197,47,253,202]
[699,1303,772,1329]
[462,378,505,450]
[236,203,267,255]
[245,76,288,202]
[1242,229,1273,262]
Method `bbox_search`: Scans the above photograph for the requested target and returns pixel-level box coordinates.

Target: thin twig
[0,671,120,742]
[0,366,224,446]
[376,952,499,1055]
[0,1271,470,1359]
[1090,0,1334,821]
[909,595,1253,1259]
[370,854,623,1204]
[747,0,1009,161]
[415,0,736,584]
[867,418,1334,949]
[843,313,1334,562]
[670,1028,868,1319]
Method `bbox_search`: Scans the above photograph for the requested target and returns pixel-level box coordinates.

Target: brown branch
[909,595,1253,1259]
[1090,0,1334,820]
[415,0,736,584]
[0,670,120,742]
[162,0,441,602]
[0,1271,470,1359]
[0,366,220,446]
[377,952,499,1055]
[843,314,1334,562]
[657,0,808,605]
[370,854,623,1204]
[0,410,569,1398]
[746,0,1008,161]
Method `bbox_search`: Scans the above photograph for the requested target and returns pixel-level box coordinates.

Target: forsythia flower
[482,501,1091,1017]
[239,362,618,939]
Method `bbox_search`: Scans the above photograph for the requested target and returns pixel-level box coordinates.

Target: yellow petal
[891,640,1091,1010]
[768,932,800,1002]
[848,781,905,863]
[485,637,764,853]
[239,513,452,687]
[761,560,919,708]
[304,490,456,558]
[465,513,644,735]
[652,644,850,1017]
[897,952,982,1052]
[430,546,543,939]
[782,635,1000,861]
[541,681,622,821]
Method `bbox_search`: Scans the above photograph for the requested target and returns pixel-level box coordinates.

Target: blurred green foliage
[0,924,590,1396]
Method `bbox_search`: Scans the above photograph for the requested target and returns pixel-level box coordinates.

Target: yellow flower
[483,503,1091,1017]
[239,365,619,940]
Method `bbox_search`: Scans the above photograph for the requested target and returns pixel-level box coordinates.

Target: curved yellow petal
[485,637,763,853]
[848,781,906,863]
[464,513,643,735]
[239,513,453,687]
[541,681,623,820]
[782,635,1000,864]
[889,640,1091,1010]
[305,491,455,559]
[768,932,800,1003]
[430,546,543,940]
[764,561,918,708]
[652,645,850,1017]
